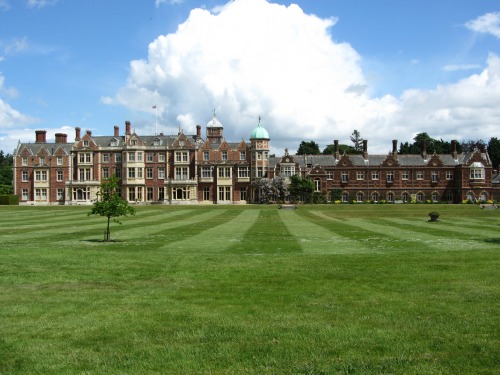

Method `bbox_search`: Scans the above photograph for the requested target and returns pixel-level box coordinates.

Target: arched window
[372,192,379,202]
[356,192,364,202]
[342,192,349,203]
[402,192,409,203]
[431,192,439,203]
[314,179,321,192]
[480,191,488,202]
[386,192,394,203]
[416,192,424,202]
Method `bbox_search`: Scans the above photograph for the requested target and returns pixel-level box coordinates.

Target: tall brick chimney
[334,140,340,159]
[451,140,458,159]
[75,127,81,141]
[55,133,67,144]
[125,121,131,136]
[86,130,92,137]
[196,125,201,140]
[35,130,47,143]
[114,125,119,137]
[363,140,368,160]
[421,140,427,159]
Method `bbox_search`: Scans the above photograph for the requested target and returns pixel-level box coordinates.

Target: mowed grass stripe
[162,209,261,253]
[230,208,302,254]
[378,217,498,249]
[303,210,410,253]
[279,210,372,254]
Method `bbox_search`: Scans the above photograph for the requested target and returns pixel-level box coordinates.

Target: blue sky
[1,0,499,155]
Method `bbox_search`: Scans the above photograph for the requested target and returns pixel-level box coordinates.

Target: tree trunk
[106,215,111,241]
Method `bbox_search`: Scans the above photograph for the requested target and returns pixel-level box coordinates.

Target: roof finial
[258,115,261,126]
[213,108,216,118]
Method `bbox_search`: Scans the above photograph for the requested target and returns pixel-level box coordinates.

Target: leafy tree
[289,175,314,203]
[487,137,500,169]
[399,132,460,154]
[88,176,136,241]
[0,150,13,194]
[461,139,485,153]
[297,141,320,155]
[350,130,364,152]
[322,144,358,155]
[272,174,289,202]
[330,188,343,201]
[257,175,289,203]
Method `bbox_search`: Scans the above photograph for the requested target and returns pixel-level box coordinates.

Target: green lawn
[0,204,499,374]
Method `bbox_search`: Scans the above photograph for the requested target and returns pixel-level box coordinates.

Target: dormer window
[179,140,185,147]
[131,140,138,146]
[83,140,89,147]
[153,138,161,146]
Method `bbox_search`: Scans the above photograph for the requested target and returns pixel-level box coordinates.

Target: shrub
[0,195,19,205]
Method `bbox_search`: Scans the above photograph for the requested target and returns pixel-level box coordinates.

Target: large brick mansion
[13,115,494,205]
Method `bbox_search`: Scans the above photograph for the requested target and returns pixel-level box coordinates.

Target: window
[57,188,64,200]
[179,140,185,147]
[416,171,423,180]
[240,151,246,160]
[83,140,89,147]
[115,168,121,178]
[203,187,210,201]
[342,192,349,202]
[221,151,228,160]
[446,171,453,180]
[480,192,488,202]
[79,153,91,163]
[115,153,122,162]
[240,187,247,201]
[201,167,212,178]
[470,163,485,179]
[102,154,109,163]
[314,179,320,192]
[73,187,91,201]
[57,170,64,181]
[386,192,394,203]
[281,166,295,177]
[137,187,143,201]
[146,168,153,179]
[431,171,439,182]
[128,152,135,162]
[39,157,45,165]
[22,157,28,166]
[131,140,138,146]
[416,192,424,202]
[175,151,188,162]
[35,188,47,201]
[35,170,48,181]
[22,171,28,181]
[147,187,153,201]
[22,189,29,200]
[372,192,379,202]
[158,187,164,201]
[158,167,165,179]
[327,171,333,180]
[402,171,409,180]
[137,168,143,178]
[147,153,154,162]
[153,139,161,146]
[356,192,364,202]
[402,192,410,203]
[431,192,439,202]
[238,166,249,178]
[357,171,364,180]
[137,152,143,161]
[203,151,209,161]
[218,186,231,201]
[173,187,190,200]
[57,156,63,166]
[218,167,231,178]
[129,188,136,201]
[341,171,348,182]
[175,167,188,180]
[371,171,379,180]
[387,171,394,182]
[158,153,165,162]
[128,168,135,178]
[257,167,263,178]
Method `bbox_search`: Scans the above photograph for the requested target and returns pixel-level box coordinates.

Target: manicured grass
[0,204,499,374]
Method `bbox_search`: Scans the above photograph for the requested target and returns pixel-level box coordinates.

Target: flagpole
[153,105,157,135]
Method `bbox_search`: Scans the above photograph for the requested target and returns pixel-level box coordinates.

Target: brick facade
[13,117,493,205]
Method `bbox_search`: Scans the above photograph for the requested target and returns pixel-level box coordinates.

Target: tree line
[296,130,500,170]
[0,151,13,195]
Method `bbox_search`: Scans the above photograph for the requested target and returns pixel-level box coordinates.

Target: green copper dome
[250,119,269,140]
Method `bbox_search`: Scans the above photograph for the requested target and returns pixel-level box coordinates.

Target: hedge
[0,195,19,205]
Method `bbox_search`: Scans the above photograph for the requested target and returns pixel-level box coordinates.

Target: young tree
[350,130,364,152]
[297,140,320,155]
[88,176,136,241]
[289,175,314,203]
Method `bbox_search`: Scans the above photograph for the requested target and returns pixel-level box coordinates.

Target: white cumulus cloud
[465,12,500,39]
[104,0,500,154]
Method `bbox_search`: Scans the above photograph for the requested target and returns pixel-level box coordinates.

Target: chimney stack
[35,130,47,143]
[86,130,92,137]
[334,140,340,159]
[125,121,131,136]
[55,133,67,144]
[392,140,398,154]
[114,125,119,137]
[421,140,427,159]
[451,140,458,159]
[75,127,81,141]
[196,125,201,139]
[363,139,368,159]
